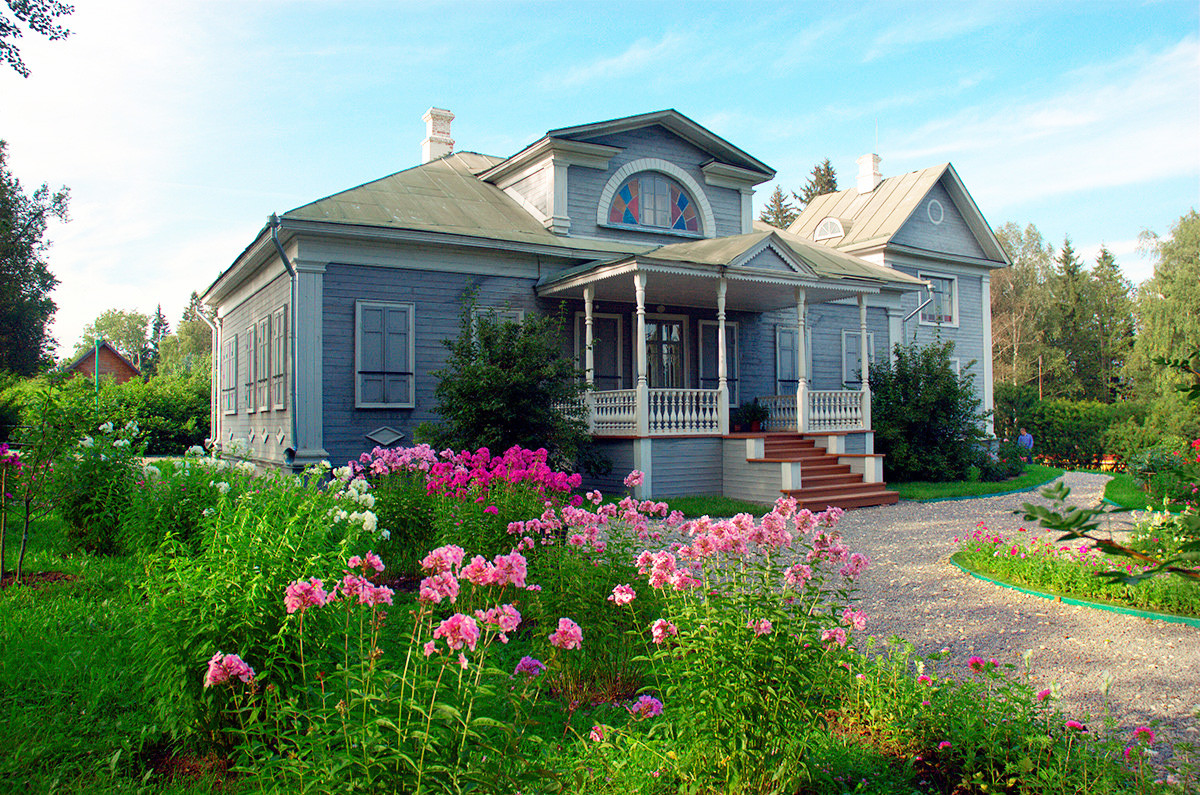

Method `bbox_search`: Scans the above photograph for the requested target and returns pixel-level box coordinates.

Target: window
[221,333,238,415]
[643,317,686,388]
[919,273,957,326]
[256,315,271,411]
[356,301,415,408]
[698,320,738,404]
[814,217,845,241]
[271,306,286,410]
[471,306,524,330]
[775,325,812,394]
[607,173,699,233]
[841,330,876,387]
[245,325,257,413]
[574,313,624,389]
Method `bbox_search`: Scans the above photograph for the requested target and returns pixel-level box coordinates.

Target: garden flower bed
[1,435,1196,793]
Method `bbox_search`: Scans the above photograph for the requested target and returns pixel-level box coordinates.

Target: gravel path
[837,471,1200,748]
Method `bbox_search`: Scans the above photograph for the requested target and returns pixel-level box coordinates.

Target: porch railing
[590,389,637,434]
[648,388,721,435]
[760,390,868,433]
[808,389,865,432]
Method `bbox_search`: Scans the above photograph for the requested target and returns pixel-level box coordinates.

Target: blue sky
[1,0,1197,356]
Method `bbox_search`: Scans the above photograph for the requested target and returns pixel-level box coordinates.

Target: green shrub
[976,440,1027,482]
[135,465,376,742]
[368,468,437,576]
[54,420,144,554]
[118,449,230,557]
[869,341,986,482]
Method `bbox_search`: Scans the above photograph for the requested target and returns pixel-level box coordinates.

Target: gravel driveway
[836,471,1200,749]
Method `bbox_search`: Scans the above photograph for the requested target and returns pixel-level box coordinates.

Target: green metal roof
[282,152,646,256]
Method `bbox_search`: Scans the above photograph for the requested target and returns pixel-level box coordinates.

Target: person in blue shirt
[1017,427,1033,461]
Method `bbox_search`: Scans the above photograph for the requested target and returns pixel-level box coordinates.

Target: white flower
[349,478,369,495]
[113,439,130,449]
[124,420,139,434]
[378,529,391,541]
[98,422,114,434]
[209,480,230,495]
[202,508,214,517]
[79,436,94,448]
[332,465,352,482]
[185,445,205,458]
[142,464,161,479]
[236,461,256,476]
[356,492,376,509]
[318,459,332,471]
[333,509,349,523]
[358,511,378,534]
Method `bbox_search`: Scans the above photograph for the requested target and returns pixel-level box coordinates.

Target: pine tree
[1091,246,1134,401]
[758,185,798,228]
[1044,237,1102,399]
[144,304,170,375]
[992,222,1054,390]
[793,158,837,208]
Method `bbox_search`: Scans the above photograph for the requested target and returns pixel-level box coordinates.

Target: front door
[645,318,685,389]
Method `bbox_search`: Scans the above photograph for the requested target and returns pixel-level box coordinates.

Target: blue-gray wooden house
[201,109,1009,507]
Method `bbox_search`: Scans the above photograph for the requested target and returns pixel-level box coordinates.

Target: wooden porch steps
[761,434,899,511]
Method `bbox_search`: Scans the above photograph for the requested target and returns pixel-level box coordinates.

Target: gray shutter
[359,304,385,405]
[272,307,286,408]
[383,305,411,405]
[776,326,797,394]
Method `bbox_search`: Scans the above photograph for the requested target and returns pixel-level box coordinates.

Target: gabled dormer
[480,110,774,243]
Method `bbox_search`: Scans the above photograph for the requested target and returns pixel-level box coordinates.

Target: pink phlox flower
[1065,720,1087,732]
[623,470,644,488]
[349,551,385,574]
[549,617,583,650]
[433,613,480,651]
[650,618,678,645]
[204,652,256,687]
[627,694,663,719]
[748,618,773,636]
[341,573,371,603]
[841,608,868,632]
[421,545,465,574]
[513,655,546,679]
[821,627,848,648]
[492,552,527,589]
[917,675,932,686]
[1133,726,1157,744]
[474,604,521,642]
[1037,688,1051,702]
[418,570,460,604]
[363,583,394,607]
[483,505,498,515]
[423,640,438,657]
[608,584,636,605]
[460,555,496,587]
[589,725,604,742]
[567,533,586,547]
[938,741,952,750]
[284,577,331,614]
[784,563,813,589]
[967,656,987,673]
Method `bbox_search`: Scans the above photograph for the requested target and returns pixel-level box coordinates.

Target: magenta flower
[589,725,604,741]
[967,655,987,673]
[608,584,636,605]
[627,694,663,719]
[917,675,932,686]
[460,555,496,587]
[419,570,460,604]
[650,618,678,645]
[362,583,394,607]
[284,577,330,614]
[1065,720,1087,732]
[203,652,256,687]
[423,640,438,657]
[420,545,465,574]
[1037,688,1051,702]
[513,655,546,679]
[433,613,480,651]
[747,618,773,636]
[821,627,847,648]
[938,741,952,750]
[549,617,583,650]
[1133,726,1156,744]
[783,563,813,589]
[841,607,868,632]
[492,552,527,589]
[474,604,522,642]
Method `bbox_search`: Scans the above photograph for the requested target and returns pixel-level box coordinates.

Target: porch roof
[536,227,925,311]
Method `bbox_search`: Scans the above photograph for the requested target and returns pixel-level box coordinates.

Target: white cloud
[551,32,691,90]
[860,7,1002,63]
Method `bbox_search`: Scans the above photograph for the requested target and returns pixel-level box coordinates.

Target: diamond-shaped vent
[365,426,405,447]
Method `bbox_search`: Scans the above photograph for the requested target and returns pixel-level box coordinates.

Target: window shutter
[776,326,797,393]
[272,307,286,409]
[383,305,411,405]
[245,326,256,412]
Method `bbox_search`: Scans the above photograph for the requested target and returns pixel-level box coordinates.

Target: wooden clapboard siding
[891,182,988,260]
[651,437,722,497]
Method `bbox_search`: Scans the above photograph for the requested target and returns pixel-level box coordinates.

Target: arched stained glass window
[607,173,700,233]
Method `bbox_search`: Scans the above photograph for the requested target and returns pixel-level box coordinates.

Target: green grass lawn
[1103,470,1190,513]
[894,464,1063,502]
[659,494,773,518]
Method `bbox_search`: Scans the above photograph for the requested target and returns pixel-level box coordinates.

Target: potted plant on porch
[731,399,770,432]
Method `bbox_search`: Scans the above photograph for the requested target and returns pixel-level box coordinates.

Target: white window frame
[949,357,961,377]
[471,306,524,329]
[637,313,689,389]
[271,306,287,410]
[919,272,959,327]
[221,333,238,415]
[355,300,416,409]
[698,319,739,405]
[814,217,845,241]
[841,330,876,387]
[574,312,624,389]
[245,325,257,413]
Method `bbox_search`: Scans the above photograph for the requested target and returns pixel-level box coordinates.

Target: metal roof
[787,164,948,250]
[281,152,646,256]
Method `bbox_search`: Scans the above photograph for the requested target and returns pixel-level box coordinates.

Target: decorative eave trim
[202,230,278,306]
[480,137,621,186]
[701,160,772,189]
[729,235,817,278]
[885,242,1009,270]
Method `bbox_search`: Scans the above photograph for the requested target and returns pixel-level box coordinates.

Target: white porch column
[981,273,995,436]
[717,277,729,434]
[634,272,649,437]
[859,294,872,431]
[796,287,809,433]
[583,285,596,433]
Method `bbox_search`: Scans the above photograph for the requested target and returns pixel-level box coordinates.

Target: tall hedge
[993,383,1150,467]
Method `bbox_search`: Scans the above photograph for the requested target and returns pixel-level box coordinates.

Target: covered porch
[538,230,901,441]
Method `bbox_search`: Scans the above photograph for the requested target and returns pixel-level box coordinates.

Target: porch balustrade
[647,388,721,435]
[757,395,796,432]
[759,391,867,433]
[589,389,638,434]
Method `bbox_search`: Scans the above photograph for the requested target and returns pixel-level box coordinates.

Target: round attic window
[927,199,944,225]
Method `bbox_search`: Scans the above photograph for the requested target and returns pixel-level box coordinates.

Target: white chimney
[856,153,882,193]
[421,107,454,163]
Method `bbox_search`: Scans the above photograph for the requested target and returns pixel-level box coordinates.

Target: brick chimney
[856,153,882,193]
[421,107,454,163]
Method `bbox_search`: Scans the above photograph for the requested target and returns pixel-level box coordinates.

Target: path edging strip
[950,557,1200,628]
[904,472,1063,504]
